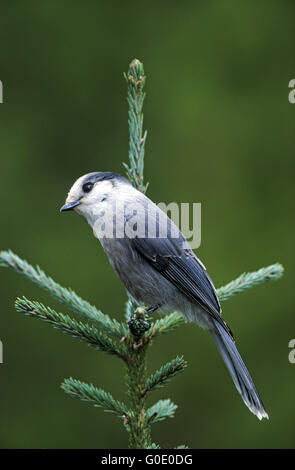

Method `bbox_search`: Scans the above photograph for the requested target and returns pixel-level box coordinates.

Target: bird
[60,171,268,420]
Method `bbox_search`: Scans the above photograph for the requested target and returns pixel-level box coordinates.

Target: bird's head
[60,172,133,225]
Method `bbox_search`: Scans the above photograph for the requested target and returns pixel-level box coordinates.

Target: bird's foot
[146,304,160,315]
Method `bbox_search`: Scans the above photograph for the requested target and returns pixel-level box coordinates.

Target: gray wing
[131,235,233,338]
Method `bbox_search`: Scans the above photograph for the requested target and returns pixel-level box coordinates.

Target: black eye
[82,182,94,193]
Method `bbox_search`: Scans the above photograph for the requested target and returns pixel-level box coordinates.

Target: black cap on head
[81,172,129,187]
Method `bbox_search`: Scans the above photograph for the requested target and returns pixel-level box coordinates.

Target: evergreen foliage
[0,59,283,449]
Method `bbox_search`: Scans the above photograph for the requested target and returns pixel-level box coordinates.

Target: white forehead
[66,174,88,202]
[66,174,124,203]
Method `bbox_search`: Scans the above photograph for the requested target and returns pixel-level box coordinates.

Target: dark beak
[60,200,81,212]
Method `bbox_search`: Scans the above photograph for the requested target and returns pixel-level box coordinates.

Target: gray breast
[99,236,178,308]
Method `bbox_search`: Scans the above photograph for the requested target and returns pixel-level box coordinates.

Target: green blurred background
[0,1,294,449]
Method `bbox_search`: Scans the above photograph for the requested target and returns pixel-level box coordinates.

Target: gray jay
[60,171,268,420]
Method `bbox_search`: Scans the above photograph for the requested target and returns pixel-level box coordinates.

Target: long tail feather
[211,320,268,420]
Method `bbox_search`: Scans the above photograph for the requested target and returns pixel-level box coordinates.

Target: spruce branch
[15,297,128,360]
[151,312,186,338]
[123,58,148,193]
[0,250,125,339]
[61,378,131,419]
[125,339,152,449]
[216,263,284,302]
[142,356,187,397]
[146,399,178,424]
[151,263,284,338]
[148,443,161,449]
[128,306,152,339]
[124,297,140,323]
